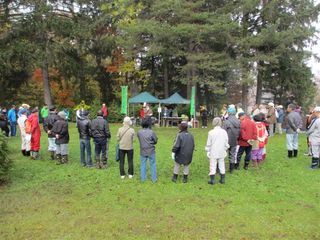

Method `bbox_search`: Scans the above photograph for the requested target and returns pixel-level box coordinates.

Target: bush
[0,132,12,184]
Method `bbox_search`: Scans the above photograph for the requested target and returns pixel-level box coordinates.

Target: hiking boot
[244,161,249,170]
[171,174,178,183]
[55,154,63,165]
[183,175,188,183]
[25,151,31,156]
[208,175,215,185]
[49,151,55,160]
[293,150,298,157]
[62,155,68,164]
[219,174,225,184]
[33,151,40,160]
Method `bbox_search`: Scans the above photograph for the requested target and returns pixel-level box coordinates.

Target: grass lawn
[1,124,320,239]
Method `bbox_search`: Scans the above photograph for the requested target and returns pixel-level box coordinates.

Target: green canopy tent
[128,91,160,104]
[160,92,190,105]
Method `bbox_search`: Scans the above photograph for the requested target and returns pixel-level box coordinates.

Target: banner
[121,86,128,115]
[190,86,196,117]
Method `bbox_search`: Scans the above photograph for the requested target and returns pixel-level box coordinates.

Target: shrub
[0,132,12,184]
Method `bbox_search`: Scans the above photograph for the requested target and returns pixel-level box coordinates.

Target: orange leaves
[105,49,125,73]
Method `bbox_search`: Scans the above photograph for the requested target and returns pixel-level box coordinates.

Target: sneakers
[128,175,134,179]
[120,175,126,179]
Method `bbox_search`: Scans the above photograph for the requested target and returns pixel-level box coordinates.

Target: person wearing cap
[276,105,284,134]
[8,105,17,137]
[306,106,320,169]
[17,109,31,156]
[43,106,59,160]
[236,113,257,170]
[286,103,303,158]
[28,108,41,160]
[171,121,195,183]
[267,102,276,137]
[91,110,111,168]
[137,118,158,182]
[206,117,229,185]
[49,111,69,164]
[223,106,241,173]
[76,110,93,167]
[251,114,268,167]
[117,116,135,179]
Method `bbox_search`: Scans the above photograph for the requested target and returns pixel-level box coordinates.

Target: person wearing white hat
[306,106,320,169]
[117,116,135,179]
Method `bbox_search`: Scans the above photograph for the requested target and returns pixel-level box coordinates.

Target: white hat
[123,116,132,126]
[268,102,274,107]
[58,111,66,119]
[314,106,320,112]
[278,105,283,108]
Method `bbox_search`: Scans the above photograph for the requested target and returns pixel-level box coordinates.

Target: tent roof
[128,91,160,104]
[161,92,190,105]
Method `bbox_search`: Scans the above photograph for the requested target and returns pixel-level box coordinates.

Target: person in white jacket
[306,106,320,169]
[17,109,31,156]
[205,117,229,185]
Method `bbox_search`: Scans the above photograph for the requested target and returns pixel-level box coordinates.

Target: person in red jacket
[236,112,257,170]
[28,108,41,160]
[101,103,108,119]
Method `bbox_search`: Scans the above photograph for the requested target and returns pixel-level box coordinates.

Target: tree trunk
[42,44,53,106]
[241,83,248,112]
[256,61,264,104]
[163,58,169,98]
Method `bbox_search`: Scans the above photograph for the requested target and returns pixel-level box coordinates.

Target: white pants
[209,158,225,175]
[311,144,320,158]
[48,138,56,151]
[21,133,30,151]
[269,123,275,137]
[286,133,299,150]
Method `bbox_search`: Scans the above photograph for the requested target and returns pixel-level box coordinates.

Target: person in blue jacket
[8,105,17,137]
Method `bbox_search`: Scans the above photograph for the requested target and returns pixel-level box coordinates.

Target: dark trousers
[94,138,107,162]
[202,116,208,127]
[10,122,16,136]
[237,145,252,164]
[119,149,134,176]
[1,126,9,137]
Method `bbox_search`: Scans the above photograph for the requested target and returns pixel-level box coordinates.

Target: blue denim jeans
[286,133,299,150]
[80,138,92,166]
[10,122,17,136]
[140,153,157,182]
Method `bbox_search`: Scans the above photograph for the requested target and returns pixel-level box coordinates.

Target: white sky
[308,0,320,76]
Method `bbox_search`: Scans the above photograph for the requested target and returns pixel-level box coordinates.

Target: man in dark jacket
[43,106,59,160]
[223,106,241,173]
[236,113,257,170]
[49,111,69,164]
[286,104,302,158]
[77,110,93,167]
[171,121,195,183]
[91,110,111,168]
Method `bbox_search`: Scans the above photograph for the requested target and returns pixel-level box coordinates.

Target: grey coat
[223,115,240,147]
[286,111,303,134]
[137,128,158,156]
[306,118,320,145]
[172,130,195,165]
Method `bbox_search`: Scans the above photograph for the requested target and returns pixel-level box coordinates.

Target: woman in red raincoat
[28,108,41,159]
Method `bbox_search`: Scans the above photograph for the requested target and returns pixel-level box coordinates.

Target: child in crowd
[171,121,195,183]
[206,117,229,185]
[251,114,268,167]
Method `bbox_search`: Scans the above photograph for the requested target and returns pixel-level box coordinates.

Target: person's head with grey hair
[287,103,296,113]
[212,117,222,128]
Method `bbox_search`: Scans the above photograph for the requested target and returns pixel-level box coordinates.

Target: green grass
[1,124,320,239]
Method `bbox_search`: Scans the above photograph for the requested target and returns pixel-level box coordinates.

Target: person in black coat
[77,110,93,167]
[49,111,69,164]
[43,106,59,160]
[171,121,195,183]
[91,110,111,168]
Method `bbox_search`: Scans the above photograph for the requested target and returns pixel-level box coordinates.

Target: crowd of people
[0,100,318,185]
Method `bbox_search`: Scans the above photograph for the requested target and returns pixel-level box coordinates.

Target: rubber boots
[293,150,298,157]
[171,174,178,183]
[208,175,215,185]
[229,163,235,174]
[311,157,319,169]
[288,150,293,158]
[219,174,225,184]
[183,175,188,183]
